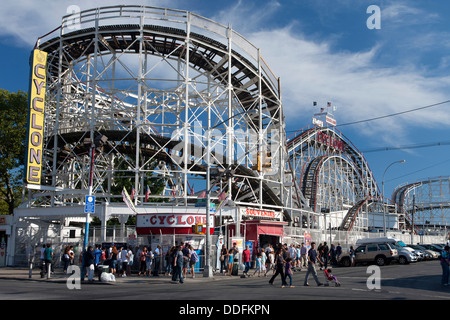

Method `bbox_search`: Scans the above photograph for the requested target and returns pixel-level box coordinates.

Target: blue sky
[1,0,450,200]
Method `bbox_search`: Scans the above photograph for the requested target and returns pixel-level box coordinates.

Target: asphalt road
[0,260,449,304]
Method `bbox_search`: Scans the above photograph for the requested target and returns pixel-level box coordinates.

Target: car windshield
[396,241,407,247]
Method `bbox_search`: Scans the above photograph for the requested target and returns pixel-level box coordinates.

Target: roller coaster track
[392,177,450,230]
[40,23,280,125]
[34,7,287,217]
[287,126,379,221]
[339,197,373,231]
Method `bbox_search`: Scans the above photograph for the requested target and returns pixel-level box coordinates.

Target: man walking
[242,245,252,277]
[304,242,323,286]
[300,243,307,269]
[172,245,184,284]
[43,243,54,277]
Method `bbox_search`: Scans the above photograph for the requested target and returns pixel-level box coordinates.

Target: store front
[227,219,287,251]
[135,207,217,272]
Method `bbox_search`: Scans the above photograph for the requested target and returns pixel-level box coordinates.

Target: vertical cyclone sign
[25,49,48,184]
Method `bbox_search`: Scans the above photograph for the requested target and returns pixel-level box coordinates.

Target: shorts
[183,257,189,269]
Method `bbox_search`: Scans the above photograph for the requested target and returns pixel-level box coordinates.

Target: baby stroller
[324,268,341,287]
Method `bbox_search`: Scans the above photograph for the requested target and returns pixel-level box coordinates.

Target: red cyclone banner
[137,213,214,228]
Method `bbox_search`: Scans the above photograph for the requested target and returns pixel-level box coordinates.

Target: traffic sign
[85,195,95,214]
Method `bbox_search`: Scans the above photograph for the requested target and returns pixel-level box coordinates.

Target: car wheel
[399,256,408,264]
[341,257,351,267]
[375,255,386,266]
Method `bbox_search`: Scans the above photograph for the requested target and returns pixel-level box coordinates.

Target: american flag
[216,191,230,213]
[197,190,206,199]
[218,190,226,201]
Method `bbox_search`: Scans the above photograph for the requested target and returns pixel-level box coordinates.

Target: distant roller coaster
[393,176,450,232]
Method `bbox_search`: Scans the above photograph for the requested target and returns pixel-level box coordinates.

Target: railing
[37,5,279,96]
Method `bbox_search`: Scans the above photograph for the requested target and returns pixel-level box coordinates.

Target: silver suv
[339,242,398,267]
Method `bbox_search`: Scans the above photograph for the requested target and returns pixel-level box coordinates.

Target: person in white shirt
[126,246,134,276]
[289,244,297,260]
[120,247,128,277]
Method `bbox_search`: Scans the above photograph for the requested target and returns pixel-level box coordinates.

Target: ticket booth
[227,220,287,250]
[136,208,216,273]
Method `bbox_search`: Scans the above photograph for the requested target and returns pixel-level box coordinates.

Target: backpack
[191,251,199,263]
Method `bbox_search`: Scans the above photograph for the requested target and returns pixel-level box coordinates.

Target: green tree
[0,89,28,215]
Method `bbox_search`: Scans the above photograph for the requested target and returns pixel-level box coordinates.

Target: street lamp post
[203,110,257,278]
[83,143,96,252]
[83,135,108,252]
[382,160,405,236]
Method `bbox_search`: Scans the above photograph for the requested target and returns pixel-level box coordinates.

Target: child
[324,268,341,287]
[283,257,295,288]
[253,253,263,277]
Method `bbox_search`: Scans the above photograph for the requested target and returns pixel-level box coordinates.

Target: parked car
[407,245,436,260]
[421,244,443,258]
[392,245,418,264]
[406,245,431,260]
[339,242,398,267]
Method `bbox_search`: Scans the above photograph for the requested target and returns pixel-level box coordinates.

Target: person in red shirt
[242,245,252,277]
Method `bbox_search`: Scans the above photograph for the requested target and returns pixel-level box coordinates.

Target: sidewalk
[0,266,248,284]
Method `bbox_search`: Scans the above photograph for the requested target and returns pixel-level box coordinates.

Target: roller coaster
[21,5,447,237]
[392,176,450,233]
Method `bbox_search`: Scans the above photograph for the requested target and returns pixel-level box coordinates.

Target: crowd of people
[218,241,343,287]
[55,241,201,283]
[40,240,346,285]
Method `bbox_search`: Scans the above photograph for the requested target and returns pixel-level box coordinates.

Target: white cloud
[382,3,439,25]
[210,0,281,34]
[0,1,182,47]
[2,1,449,148]
[247,26,450,145]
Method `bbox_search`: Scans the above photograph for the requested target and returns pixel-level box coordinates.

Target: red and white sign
[326,115,336,127]
[316,131,344,152]
[136,213,214,235]
[240,208,281,220]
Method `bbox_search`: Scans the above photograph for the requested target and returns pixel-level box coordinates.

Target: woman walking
[268,248,287,287]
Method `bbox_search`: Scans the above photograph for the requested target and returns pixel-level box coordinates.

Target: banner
[25,49,48,184]
[239,207,281,220]
[122,187,137,214]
